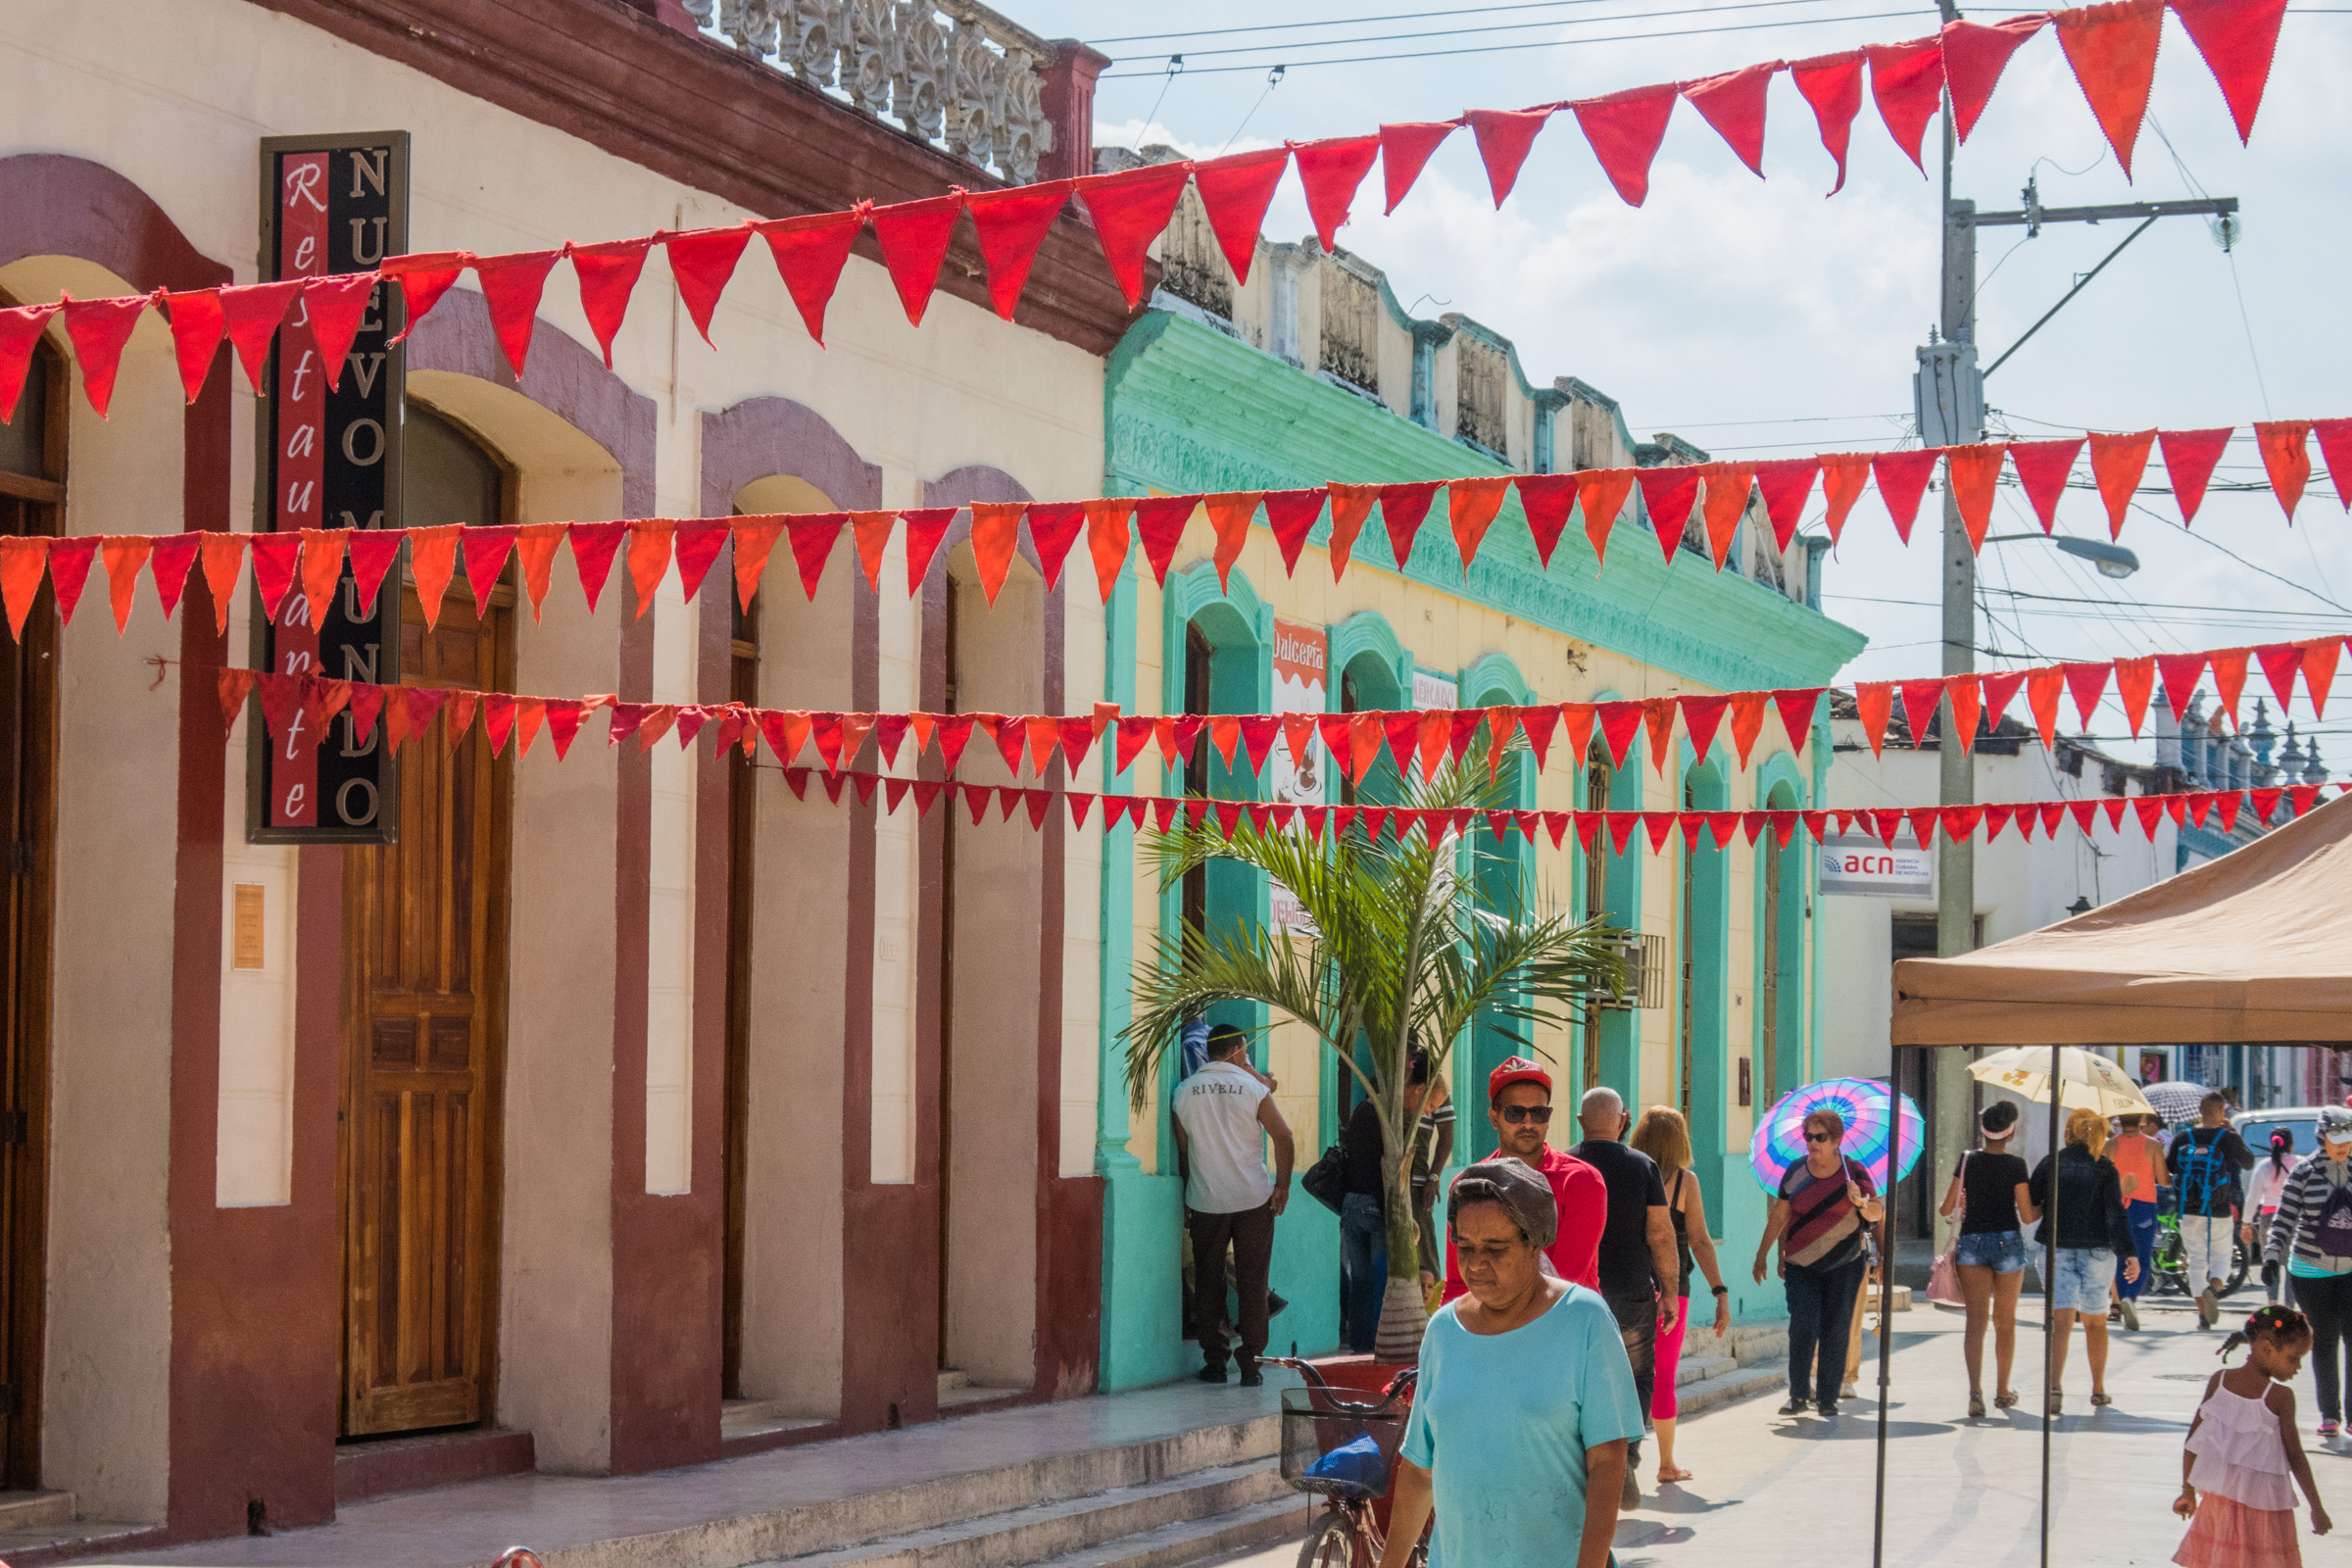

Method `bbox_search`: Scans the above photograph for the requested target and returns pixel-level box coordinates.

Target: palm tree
[1122,756,1627,1357]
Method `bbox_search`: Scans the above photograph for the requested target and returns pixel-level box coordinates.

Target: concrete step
[0,1492,73,1532]
[755,1459,1293,1567]
[1675,1351,1737,1386]
[938,1370,970,1395]
[536,1410,1280,1568]
[1038,1497,1307,1568]
[0,1517,168,1568]
[724,1399,833,1443]
[1674,1363,1785,1419]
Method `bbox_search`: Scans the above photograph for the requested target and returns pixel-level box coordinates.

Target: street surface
[1216,1289,2348,1567]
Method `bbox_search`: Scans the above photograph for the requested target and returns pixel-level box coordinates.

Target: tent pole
[2041,1044,2062,1568]
[1871,1051,1900,1568]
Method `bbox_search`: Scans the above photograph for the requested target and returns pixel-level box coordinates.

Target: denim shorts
[2049,1247,2116,1314]
[1953,1229,2028,1274]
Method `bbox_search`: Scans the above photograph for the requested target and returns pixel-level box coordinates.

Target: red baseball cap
[1488,1056,1552,1103]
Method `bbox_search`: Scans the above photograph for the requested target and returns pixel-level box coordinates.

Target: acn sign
[1819,836,1934,900]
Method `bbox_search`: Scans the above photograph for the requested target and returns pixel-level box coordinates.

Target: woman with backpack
[2263,1105,2352,1438]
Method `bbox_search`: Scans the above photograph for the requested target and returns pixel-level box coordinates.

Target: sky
[1004,0,2352,772]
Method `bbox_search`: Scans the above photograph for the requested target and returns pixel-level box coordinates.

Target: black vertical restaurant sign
[249,132,407,843]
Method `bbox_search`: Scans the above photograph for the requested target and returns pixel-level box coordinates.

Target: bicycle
[1261,1354,1429,1568]
[2150,1207,2252,1298]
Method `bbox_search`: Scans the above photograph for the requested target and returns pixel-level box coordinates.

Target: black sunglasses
[1804,1130,1835,1144]
[1500,1104,1552,1125]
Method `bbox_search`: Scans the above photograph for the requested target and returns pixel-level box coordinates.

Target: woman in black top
[1937,1101,2037,1417]
[2028,1108,2141,1414]
[1341,1090,1389,1354]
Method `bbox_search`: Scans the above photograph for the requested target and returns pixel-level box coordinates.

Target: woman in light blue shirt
[1379,1156,1646,1568]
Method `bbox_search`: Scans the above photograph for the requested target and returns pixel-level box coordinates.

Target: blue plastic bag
[1304,1433,1387,1496]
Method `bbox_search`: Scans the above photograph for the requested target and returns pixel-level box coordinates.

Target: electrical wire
[1100,8,1927,74]
[1106,0,1880,63]
[1093,0,1786,44]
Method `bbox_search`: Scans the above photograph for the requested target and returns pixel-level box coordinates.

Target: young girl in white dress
[2175,1305,2332,1568]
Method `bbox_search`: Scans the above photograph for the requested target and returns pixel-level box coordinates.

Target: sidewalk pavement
[1217,1289,2350,1568]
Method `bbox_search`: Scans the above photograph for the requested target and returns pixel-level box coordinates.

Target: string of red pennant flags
[0,1,2290,421]
[201,661,2347,849]
[206,625,2351,797]
[765,766,2346,854]
[7,417,2348,648]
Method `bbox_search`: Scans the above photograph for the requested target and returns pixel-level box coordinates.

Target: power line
[1105,0,1872,64]
[1826,590,2349,617]
[1100,9,1927,75]
[1094,0,1749,44]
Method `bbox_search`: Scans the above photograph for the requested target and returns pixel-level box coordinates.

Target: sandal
[2090,1392,2114,1407]
[1969,1394,1986,1418]
[2048,1389,2064,1416]
[1658,1465,1693,1483]
[1995,1391,2020,1409]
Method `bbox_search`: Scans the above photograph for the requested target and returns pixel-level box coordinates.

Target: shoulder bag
[1926,1152,1967,1306]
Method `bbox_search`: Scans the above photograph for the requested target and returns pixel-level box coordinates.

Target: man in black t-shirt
[1574,1085,1680,1510]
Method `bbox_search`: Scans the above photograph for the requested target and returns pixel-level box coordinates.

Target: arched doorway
[0,308,61,1487]
[339,400,514,1437]
[1759,779,1805,1103]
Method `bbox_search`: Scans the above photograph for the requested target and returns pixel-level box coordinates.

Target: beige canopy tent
[1872,789,2352,1568]
[1893,790,2352,1047]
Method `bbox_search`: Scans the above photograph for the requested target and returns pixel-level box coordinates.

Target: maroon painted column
[1040,40,1109,182]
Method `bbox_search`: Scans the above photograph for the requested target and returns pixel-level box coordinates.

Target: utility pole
[1900,21,2236,1564]
[1911,23,2238,1225]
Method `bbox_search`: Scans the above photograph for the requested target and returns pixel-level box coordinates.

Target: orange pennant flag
[299,528,349,631]
[1083,499,1135,602]
[1577,469,1637,568]
[1202,492,1261,593]
[1446,476,1512,574]
[1942,443,2007,552]
[625,518,676,616]
[733,515,786,611]
[409,523,463,631]
[0,537,49,641]
[2113,654,2156,737]
[1697,465,1754,570]
[101,535,154,633]
[2254,419,2313,519]
[1818,454,1874,545]
[2085,428,2154,539]
[199,532,247,638]
[1641,697,1678,774]
[850,510,897,593]
[1726,690,1769,767]
[2025,665,2066,749]
[1947,677,1983,753]
[969,502,1024,607]
[1853,681,1893,757]
[514,521,567,620]
[1326,484,1379,581]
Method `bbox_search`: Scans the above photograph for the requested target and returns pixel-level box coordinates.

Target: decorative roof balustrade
[686,0,1055,183]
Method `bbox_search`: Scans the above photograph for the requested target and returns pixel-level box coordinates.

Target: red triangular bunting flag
[1466,106,1556,207]
[1515,473,1578,566]
[2253,419,2312,518]
[757,208,868,346]
[2086,427,2155,538]
[1871,449,1940,542]
[1261,489,1327,577]
[1192,149,1289,286]
[1680,62,1773,176]
[965,182,1072,320]
[470,250,563,375]
[2008,437,2083,532]
[1290,135,1381,249]
[1569,87,1678,207]
[2172,0,2288,143]
[1864,36,1946,173]
[2055,0,2166,176]
[662,225,755,346]
[1752,459,1819,552]
[568,238,653,367]
[869,193,966,326]
[1941,17,2048,141]
[2157,426,2233,525]
[1077,163,1192,310]
[1789,50,1866,194]
[1379,121,1459,214]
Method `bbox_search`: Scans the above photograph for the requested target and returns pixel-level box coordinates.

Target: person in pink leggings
[1632,1105,1733,1484]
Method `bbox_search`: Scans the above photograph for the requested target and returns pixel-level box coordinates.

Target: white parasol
[1968,1045,2156,1118]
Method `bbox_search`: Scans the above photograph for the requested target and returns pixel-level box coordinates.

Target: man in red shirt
[1442,1057,1607,1298]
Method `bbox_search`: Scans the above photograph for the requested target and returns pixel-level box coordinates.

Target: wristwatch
[1711,1284,1730,1297]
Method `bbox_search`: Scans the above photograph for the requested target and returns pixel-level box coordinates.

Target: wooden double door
[340,587,511,1436]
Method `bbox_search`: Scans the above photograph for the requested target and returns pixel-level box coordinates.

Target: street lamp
[1982,533,2141,579]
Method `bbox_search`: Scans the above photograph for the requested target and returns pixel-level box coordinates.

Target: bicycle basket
[1279,1386,1408,1499]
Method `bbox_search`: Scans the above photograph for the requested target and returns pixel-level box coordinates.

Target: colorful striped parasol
[1748,1076,1926,1192]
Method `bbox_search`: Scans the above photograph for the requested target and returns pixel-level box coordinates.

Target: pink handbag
[1926,1152,1967,1306]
